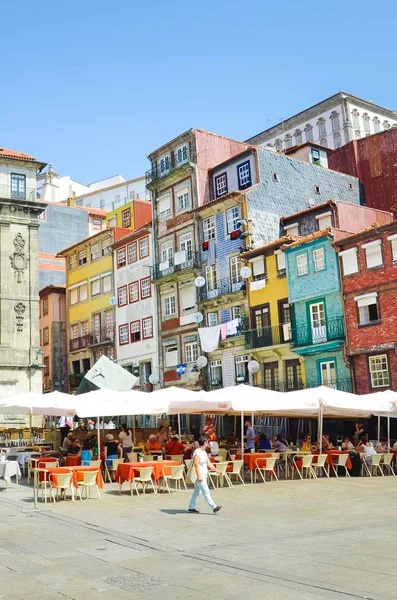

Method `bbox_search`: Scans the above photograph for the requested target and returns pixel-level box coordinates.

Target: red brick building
[329,129,397,212]
[335,221,397,394]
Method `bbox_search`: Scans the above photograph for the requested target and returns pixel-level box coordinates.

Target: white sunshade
[319,386,394,418]
[0,391,77,417]
[151,387,215,415]
[75,388,169,418]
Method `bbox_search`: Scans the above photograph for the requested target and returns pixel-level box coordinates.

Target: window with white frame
[363,239,383,268]
[339,247,358,275]
[294,129,302,145]
[141,277,151,298]
[179,233,192,257]
[80,321,89,336]
[70,288,78,305]
[102,273,112,293]
[163,294,176,316]
[317,118,327,138]
[369,354,390,388]
[205,264,218,292]
[226,206,239,234]
[161,240,173,265]
[117,247,126,268]
[122,208,131,228]
[330,111,340,132]
[117,285,127,306]
[177,191,190,211]
[91,243,100,261]
[165,344,178,367]
[128,242,137,263]
[297,253,308,276]
[275,250,286,273]
[275,139,283,151]
[232,306,241,320]
[69,254,78,270]
[71,323,79,339]
[237,161,251,189]
[352,110,360,128]
[119,324,129,345]
[79,283,88,301]
[230,255,243,284]
[316,212,332,229]
[203,216,215,241]
[129,281,139,303]
[356,293,379,326]
[284,134,292,148]
[251,256,266,280]
[235,355,248,382]
[373,117,381,133]
[304,124,313,142]
[185,340,198,363]
[130,321,141,342]
[180,283,196,312]
[92,218,103,230]
[102,238,112,256]
[139,237,149,258]
[207,312,218,327]
[78,249,87,266]
[210,360,222,385]
[158,194,171,220]
[91,277,101,297]
[313,248,325,271]
[108,216,117,227]
[334,132,342,148]
[383,120,391,130]
[142,317,153,339]
[215,173,228,197]
[177,145,188,164]
[362,113,370,134]
[387,234,397,262]
[284,222,299,236]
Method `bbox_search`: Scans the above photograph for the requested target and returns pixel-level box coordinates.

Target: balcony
[70,334,93,352]
[145,148,196,186]
[88,328,114,346]
[0,184,36,202]
[290,316,345,347]
[150,250,200,281]
[198,277,246,302]
[244,324,290,350]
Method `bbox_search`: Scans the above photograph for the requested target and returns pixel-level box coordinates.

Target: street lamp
[248,359,260,387]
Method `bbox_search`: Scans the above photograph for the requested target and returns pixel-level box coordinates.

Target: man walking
[244,420,256,452]
[188,437,222,514]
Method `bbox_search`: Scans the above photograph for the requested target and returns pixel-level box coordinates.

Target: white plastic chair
[184,459,194,484]
[292,454,316,480]
[255,457,279,483]
[311,454,329,478]
[50,471,75,503]
[76,470,101,500]
[381,453,395,476]
[127,452,138,463]
[208,462,231,488]
[331,454,350,478]
[142,455,155,462]
[27,455,41,483]
[89,460,102,468]
[369,453,384,477]
[161,465,187,493]
[216,449,228,462]
[105,458,123,483]
[169,455,183,463]
[227,460,245,486]
[131,466,156,496]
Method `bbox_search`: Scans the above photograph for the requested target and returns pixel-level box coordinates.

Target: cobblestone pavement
[0,475,395,599]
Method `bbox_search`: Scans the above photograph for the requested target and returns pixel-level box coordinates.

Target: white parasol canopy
[0,391,77,417]
[75,388,169,418]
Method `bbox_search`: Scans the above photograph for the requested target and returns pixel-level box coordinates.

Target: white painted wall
[0,159,37,199]
[88,175,125,191]
[212,152,256,195]
[74,177,150,210]
[347,100,397,139]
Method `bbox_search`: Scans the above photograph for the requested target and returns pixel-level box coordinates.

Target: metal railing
[0,184,36,202]
[70,334,93,351]
[290,316,345,347]
[150,250,199,280]
[146,148,196,185]
[277,268,286,279]
[89,328,114,345]
[198,277,246,302]
[244,323,291,349]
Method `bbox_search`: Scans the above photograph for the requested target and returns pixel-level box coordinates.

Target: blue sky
[1,0,395,183]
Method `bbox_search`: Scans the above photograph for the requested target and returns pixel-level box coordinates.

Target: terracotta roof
[0,148,37,161]
[284,141,333,155]
[282,228,333,249]
[112,223,152,249]
[240,235,301,259]
[53,201,108,216]
[333,222,397,247]
[39,284,66,297]
[280,200,335,223]
[192,191,244,213]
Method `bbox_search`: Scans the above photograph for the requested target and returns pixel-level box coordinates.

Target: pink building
[39,285,68,393]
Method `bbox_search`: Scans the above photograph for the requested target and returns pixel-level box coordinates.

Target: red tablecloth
[39,466,104,488]
[324,450,352,470]
[34,457,57,468]
[116,461,180,485]
[242,453,272,471]
[65,455,81,467]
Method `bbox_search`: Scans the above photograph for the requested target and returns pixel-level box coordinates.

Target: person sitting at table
[164,434,185,457]
[301,435,314,452]
[258,433,271,450]
[393,440,397,450]
[183,441,194,461]
[62,432,74,453]
[321,434,333,451]
[68,438,81,456]
[272,434,289,452]
[104,434,122,469]
[355,437,376,465]
[80,439,93,466]
[376,437,389,453]
[342,436,354,451]
[147,434,162,453]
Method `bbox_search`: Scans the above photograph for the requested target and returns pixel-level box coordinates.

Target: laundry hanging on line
[198,325,221,352]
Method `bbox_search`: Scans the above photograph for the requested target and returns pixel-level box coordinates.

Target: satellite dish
[194,276,206,288]
[248,360,260,374]
[193,312,204,323]
[109,296,117,306]
[149,373,159,385]
[240,266,252,279]
[196,356,208,369]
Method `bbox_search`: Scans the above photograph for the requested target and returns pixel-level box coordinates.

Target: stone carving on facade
[9,233,29,282]
[14,302,26,332]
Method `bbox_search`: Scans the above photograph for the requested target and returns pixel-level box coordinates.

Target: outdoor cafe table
[116,461,180,489]
[0,461,21,487]
[65,455,81,467]
[236,453,275,483]
[37,466,104,489]
[323,450,352,474]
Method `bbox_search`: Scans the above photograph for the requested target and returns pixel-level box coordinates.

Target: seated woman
[342,437,354,451]
[272,434,289,452]
[164,435,185,456]
[147,434,162,453]
[258,433,272,450]
[355,437,376,465]
[104,434,122,476]
[376,437,389,453]
[321,434,333,451]
[80,439,93,466]
[301,435,314,452]
[68,438,81,455]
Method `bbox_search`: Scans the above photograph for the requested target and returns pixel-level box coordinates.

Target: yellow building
[57,228,128,391]
[106,198,152,232]
[241,237,306,392]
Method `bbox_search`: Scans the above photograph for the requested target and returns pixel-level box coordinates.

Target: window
[92,218,103,230]
[91,277,101,297]
[117,285,127,306]
[165,344,178,367]
[210,360,222,385]
[297,253,308,276]
[70,288,78,305]
[215,173,228,198]
[102,273,112,293]
[330,111,340,133]
[304,124,313,142]
[275,139,283,151]
[205,264,218,293]
[314,185,321,194]
[207,312,218,326]
[362,113,370,134]
[203,217,215,241]
[185,340,198,363]
[286,359,302,390]
[119,324,129,345]
[128,242,137,263]
[105,310,113,337]
[237,161,251,189]
[158,194,171,220]
[143,317,153,339]
[311,149,321,165]
[11,173,26,199]
[129,190,135,200]
[78,250,87,266]
[43,327,49,346]
[355,129,361,140]
[129,281,139,303]
[130,321,141,342]
[294,129,302,145]
[264,362,279,390]
[161,240,173,267]
[42,297,48,316]
[275,250,286,274]
[352,110,360,128]
[177,145,188,164]
[179,233,192,258]
[226,206,239,234]
[164,295,176,317]
[369,355,390,388]
[251,256,266,280]
[177,191,190,211]
[363,239,383,269]
[71,323,79,340]
[122,208,131,228]
[316,212,332,229]
[91,243,100,261]
[272,172,278,182]
[339,247,359,275]
[230,255,243,285]
[140,277,151,298]
[235,355,248,382]
[320,138,328,147]
[70,282,88,303]
[231,306,241,320]
[387,234,397,261]
[139,237,149,258]
[43,356,50,376]
[117,247,126,268]
[108,215,117,227]
[80,321,89,336]
[383,120,390,130]
[180,283,196,312]
[284,222,299,236]
[313,248,325,271]
[102,238,112,256]
[320,361,336,387]
[356,293,379,325]
[334,132,342,148]
[317,118,327,138]
[373,117,381,133]
[284,134,292,148]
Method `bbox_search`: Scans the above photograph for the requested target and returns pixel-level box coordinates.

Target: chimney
[67,197,75,207]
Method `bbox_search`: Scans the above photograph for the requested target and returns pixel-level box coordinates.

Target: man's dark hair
[198,436,208,446]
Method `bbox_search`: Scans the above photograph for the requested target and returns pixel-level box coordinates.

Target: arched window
[383,120,391,130]
[330,111,340,133]
[304,124,313,142]
[333,132,342,149]
[294,129,302,145]
[320,138,328,147]
[284,134,293,148]
[373,117,380,133]
[352,109,360,128]
[355,129,361,139]
[317,118,327,139]
[362,113,370,134]
[275,139,283,151]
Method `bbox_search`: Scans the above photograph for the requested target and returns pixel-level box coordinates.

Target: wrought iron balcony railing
[145,148,196,185]
[290,316,345,347]
[150,250,200,280]
[244,323,291,349]
[198,277,246,302]
[0,184,36,202]
[89,328,114,345]
[70,334,93,352]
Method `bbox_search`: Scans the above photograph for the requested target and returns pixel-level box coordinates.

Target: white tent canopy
[75,388,169,418]
[0,391,76,417]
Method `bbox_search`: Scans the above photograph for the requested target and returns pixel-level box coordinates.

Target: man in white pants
[188,437,222,514]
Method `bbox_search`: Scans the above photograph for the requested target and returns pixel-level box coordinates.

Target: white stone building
[247,92,397,151]
[112,224,158,390]
[0,148,47,426]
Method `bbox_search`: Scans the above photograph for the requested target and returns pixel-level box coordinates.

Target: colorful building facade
[106,198,152,232]
[39,285,67,393]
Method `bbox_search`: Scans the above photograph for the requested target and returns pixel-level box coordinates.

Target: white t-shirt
[193,448,209,477]
[365,443,376,457]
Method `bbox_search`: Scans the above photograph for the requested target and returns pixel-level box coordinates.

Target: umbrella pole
[387,414,390,451]
[178,413,182,440]
[29,409,32,446]
[377,415,381,441]
[133,416,136,446]
[241,411,244,459]
[318,403,323,452]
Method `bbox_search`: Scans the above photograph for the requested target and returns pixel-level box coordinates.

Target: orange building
[39,285,68,393]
